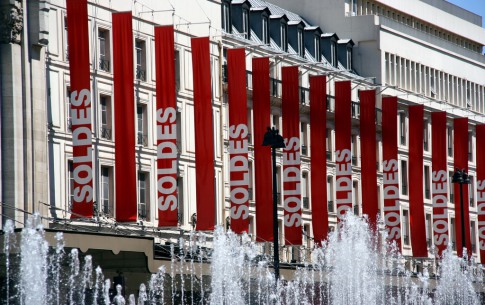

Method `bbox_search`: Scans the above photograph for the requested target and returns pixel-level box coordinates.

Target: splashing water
[2,213,484,304]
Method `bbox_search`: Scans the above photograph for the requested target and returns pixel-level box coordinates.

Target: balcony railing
[303,197,309,209]
[101,127,112,140]
[328,200,334,213]
[301,145,308,156]
[136,68,146,81]
[137,133,148,146]
[99,58,110,72]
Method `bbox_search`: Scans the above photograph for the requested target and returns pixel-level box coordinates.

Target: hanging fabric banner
[454,117,472,257]
[282,66,302,245]
[66,0,93,217]
[476,124,485,263]
[310,75,328,245]
[409,105,428,257]
[335,81,352,223]
[155,26,178,227]
[382,96,401,250]
[431,111,449,258]
[191,37,215,231]
[227,48,249,234]
[113,12,137,222]
[253,57,273,242]
[360,90,378,228]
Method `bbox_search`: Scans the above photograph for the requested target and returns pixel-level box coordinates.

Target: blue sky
[446,0,485,27]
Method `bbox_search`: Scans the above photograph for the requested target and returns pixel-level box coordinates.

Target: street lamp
[451,168,470,255]
[262,126,286,282]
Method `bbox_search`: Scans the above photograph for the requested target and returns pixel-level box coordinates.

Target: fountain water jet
[1,213,484,304]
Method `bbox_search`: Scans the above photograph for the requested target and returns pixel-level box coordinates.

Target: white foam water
[2,213,484,304]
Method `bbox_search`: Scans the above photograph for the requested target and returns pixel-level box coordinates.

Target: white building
[1,0,485,293]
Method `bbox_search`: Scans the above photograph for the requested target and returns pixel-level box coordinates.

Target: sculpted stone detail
[0,3,23,44]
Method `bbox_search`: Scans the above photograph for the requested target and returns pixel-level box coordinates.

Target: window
[98,29,110,72]
[399,112,406,145]
[401,160,408,195]
[449,171,454,203]
[248,161,254,201]
[353,181,359,216]
[447,125,453,157]
[100,166,112,215]
[276,166,282,205]
[402,209,410,246]
[330,40,337,67]
[351,135,358,166]
[100,95,112,140]
[424,165,431,199]
[314,34,321,61]
[135,40,146,81]
[423,119,429,151]
[468,132,473,162]
[64,16,69,61]
[242,7,249,39]
[221,1,231,33]
[280,21,288,52]
[302,172,309,209]
[327,176,334,212]
[138,172,149,220]
[177,177,184,223]
[425,214,432,247]
[326,128,332,160]
[66,87,72,132]
[346,46,352,70]
[301,122,308,156]
[450,218,456,250]
[297,28,304,57]
[262,15,269,44]
[469,176,475,207]
[272,114,281,132]
[175,50,181,91]
[137,105,147,146]
[303,224,311,248]
[68,160,74,211]
[471,221,477,253]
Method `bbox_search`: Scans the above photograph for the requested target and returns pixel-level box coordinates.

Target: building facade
[1,0,485,282]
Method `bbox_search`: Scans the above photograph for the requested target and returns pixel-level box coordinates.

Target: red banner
[335,81,352,223]
[431,112,449,258]
[192,37,215,231]
[253,57,273,242]
[360,90,378,228]
[310,75,328,245]
[476,124,485,262]
[382,97,401,250]
[113,12,137,222]
[408,105,427,257]
[66,0,93,217]
[282,66,302,245]
[454,118,471,256]
[155,26,178,227]
[227,48,249,234]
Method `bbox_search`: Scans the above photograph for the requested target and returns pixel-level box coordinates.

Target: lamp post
[262,126,286,282]
[451,168,470,255]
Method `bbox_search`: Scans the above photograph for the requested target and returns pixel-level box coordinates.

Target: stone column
[0,0,25,227]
